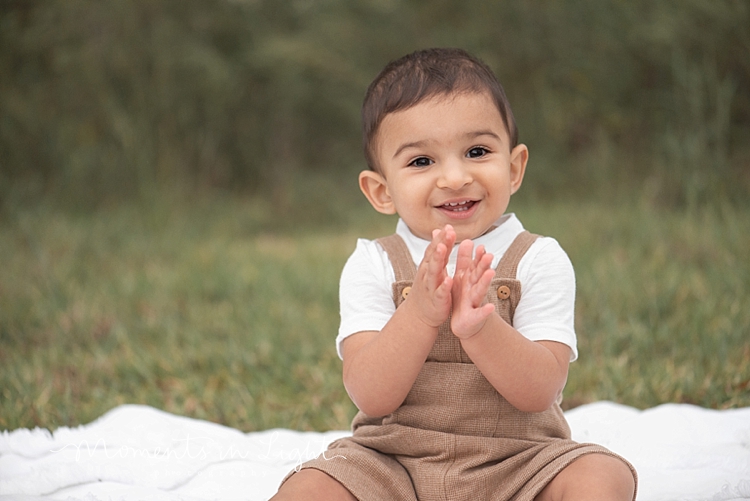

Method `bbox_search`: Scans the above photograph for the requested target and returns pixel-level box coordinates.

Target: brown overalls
[284,231,637,500]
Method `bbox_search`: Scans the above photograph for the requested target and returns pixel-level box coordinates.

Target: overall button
[497,285,511,300]
[401,286,412,300]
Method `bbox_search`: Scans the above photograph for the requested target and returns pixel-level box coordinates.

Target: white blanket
[1,402,749,501]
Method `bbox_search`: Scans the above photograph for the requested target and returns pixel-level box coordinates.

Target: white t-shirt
[336,214,578,362]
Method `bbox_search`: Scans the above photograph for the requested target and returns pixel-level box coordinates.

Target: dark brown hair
[362,48,518,172]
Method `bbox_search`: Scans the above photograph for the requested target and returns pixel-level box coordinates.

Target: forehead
[375,92,509,151]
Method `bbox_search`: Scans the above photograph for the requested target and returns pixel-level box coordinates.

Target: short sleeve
[513,238,579,361]
[335,239,396,359]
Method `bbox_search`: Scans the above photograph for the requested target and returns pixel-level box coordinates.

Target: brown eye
[409,157,433,168]
[467,147,489,158]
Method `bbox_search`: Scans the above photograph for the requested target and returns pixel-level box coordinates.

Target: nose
[436,158,472,190]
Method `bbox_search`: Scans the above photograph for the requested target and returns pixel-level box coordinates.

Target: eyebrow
[392,130,504,159]
[392,140,429,159]
[466,130,503,142]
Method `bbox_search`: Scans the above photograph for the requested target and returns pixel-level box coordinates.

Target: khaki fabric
[283,231,637,500]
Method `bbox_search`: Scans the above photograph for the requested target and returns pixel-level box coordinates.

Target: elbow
[346,387,400,418]
[514,400,555,414]
[344,377,401,418]
[352,400,398,419]
[509,388,563,414]
[346,385,400,417]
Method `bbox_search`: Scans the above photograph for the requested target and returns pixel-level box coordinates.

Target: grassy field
[1,193,749,432]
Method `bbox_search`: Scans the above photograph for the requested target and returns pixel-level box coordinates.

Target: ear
[508,144,528,195]
[359,170,396,215]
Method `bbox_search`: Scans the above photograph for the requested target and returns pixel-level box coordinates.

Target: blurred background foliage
[1,0,748,211]
[2,1,750,431]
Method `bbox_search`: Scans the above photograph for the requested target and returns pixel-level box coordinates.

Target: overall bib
[286,231,637,500]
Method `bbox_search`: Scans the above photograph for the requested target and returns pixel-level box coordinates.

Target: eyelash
[467,146,490,158]
[408,157,433,168]
[407,146,491,168]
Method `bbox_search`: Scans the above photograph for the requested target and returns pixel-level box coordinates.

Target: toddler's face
[360,91,528,242]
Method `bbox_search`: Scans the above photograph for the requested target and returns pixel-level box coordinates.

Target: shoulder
[520,236,574,281]
[341,237,395,286]
[337,237,398,359]
[513,234,578,361]
[479,214,570,274]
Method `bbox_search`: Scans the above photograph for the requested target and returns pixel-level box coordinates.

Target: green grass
[519,199,750,410]
[1,193,749,432]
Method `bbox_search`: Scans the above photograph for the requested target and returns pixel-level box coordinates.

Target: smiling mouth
[439,200,477,212]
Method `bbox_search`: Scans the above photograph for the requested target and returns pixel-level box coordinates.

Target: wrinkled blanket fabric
[1,402,749,501]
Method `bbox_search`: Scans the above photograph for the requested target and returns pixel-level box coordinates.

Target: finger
[462,268,495,306]
[432,225,453,245]
[473,244,486,267]
[422,241,447,288]
[464,244,490,283]
[439,226,456,269]
[467,244,484,282]
[452,301,495,339]
[434,274,453,302]
[455,239,474,275]
[431,242,448,274]
[476,268,495,294]
[443,224,456,245]
[472,250,494,283]
[443,224,456,250]
[474,303,496,323]
[430,226,454,264]
[421,227,447,274]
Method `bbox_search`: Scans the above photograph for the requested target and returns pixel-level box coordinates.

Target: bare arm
[460,318,571,412]
[451,239,571,412]
[341,226,456,417]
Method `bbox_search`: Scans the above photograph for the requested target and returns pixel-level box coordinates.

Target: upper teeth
[446,201,469,207]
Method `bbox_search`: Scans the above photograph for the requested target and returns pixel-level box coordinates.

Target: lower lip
[437,202,479,220]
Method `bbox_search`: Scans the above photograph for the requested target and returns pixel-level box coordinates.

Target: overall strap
[494,230,539,279]
[377,231,539,282]
[376,234,416,283]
